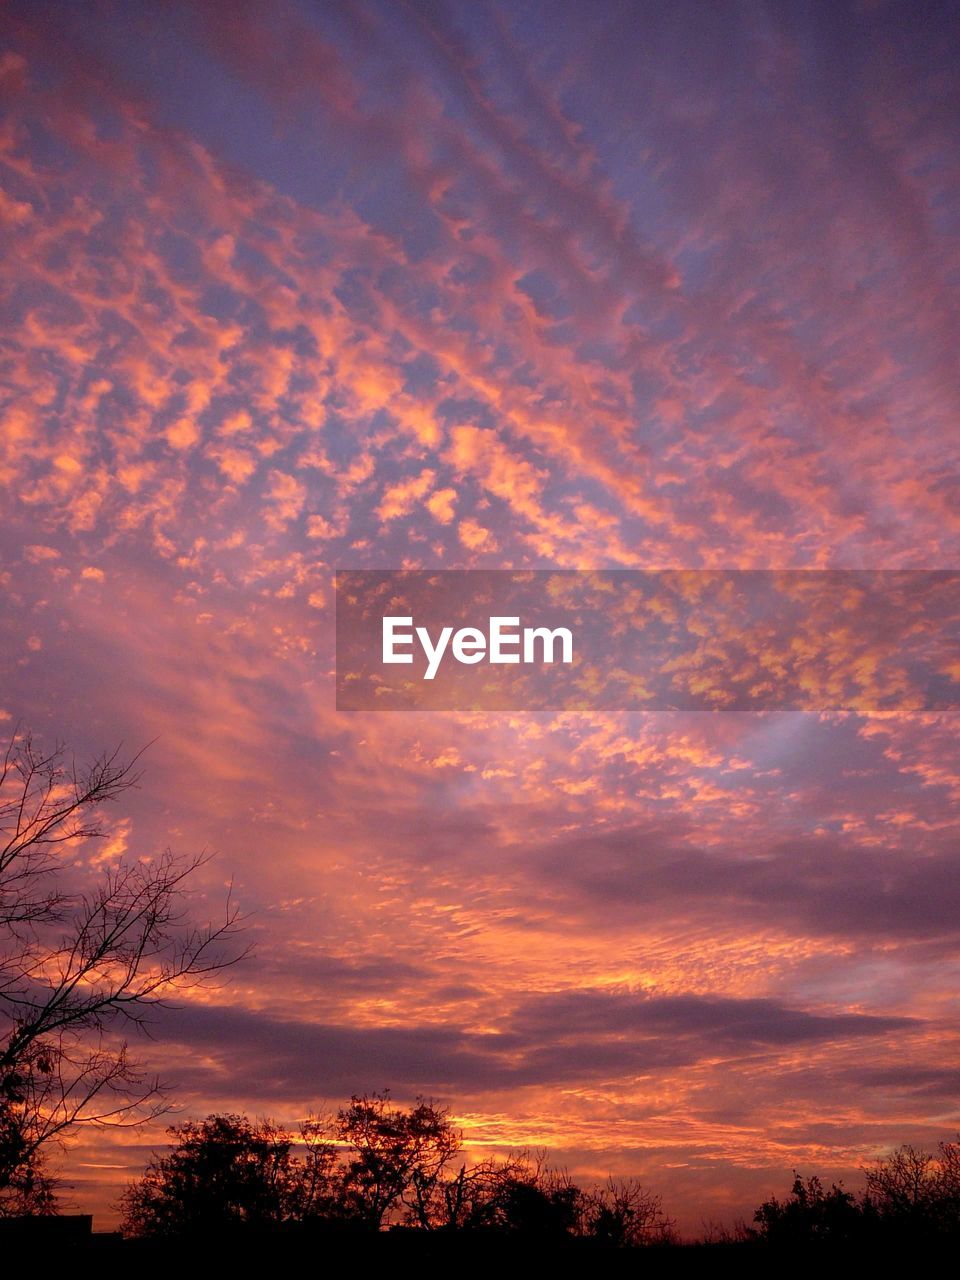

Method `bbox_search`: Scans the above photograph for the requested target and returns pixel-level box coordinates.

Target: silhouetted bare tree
[0,726,244,1208]
[581,1175,677,1246]
[864,1138,960,1236]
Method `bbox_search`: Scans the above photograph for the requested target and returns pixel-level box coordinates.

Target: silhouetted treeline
[118,1095,677,1247]
[112,1094,960,1253]
[9,1089,960,1260]
[750,1137,960,1246]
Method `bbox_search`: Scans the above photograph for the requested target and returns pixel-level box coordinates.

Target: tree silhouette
[406,1150,550,1232]
[0,1113,55,1218]
[486,1164,581,1238]
[336,1091,461,1228]
[119,1114,339,1236]
[582,1176,677,1247]
[752,1172,864,1245]
[121,1100,461,1237]
[864,1138,960,1238]
[750,1142,960,1247]
[0,726,244,1208]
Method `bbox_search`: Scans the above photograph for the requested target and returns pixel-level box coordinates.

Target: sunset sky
[2,0,960,1234]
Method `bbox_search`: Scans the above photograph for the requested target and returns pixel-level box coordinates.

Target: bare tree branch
[0,726,247,1205]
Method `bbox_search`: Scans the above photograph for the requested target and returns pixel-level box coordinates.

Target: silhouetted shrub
[752,1173,865,1246]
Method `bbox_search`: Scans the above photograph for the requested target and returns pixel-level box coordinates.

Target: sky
[1,0,960,1235]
